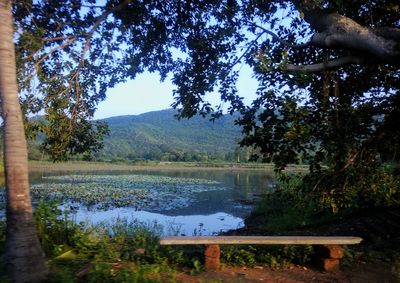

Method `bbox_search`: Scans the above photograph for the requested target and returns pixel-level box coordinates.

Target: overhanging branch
[293,2,400,63]
[249,23,311,49]
[283,55,366,73]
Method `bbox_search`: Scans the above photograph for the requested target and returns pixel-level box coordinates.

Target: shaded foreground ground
[175,262,399,282]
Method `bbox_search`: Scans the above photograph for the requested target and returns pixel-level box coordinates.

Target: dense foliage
[170,1,400,169]
[5,1,398,281]
[251,165,400,233]
[12,1,400,171]
[11,0,264,162]
[10,0,399,212]
[167,1,400,211]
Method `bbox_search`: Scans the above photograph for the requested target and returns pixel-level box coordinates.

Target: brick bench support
[160,236,362,271]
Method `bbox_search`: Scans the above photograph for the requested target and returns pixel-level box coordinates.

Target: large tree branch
[374,27,400,41]
[283,55,366,73]
[309,14,400,62]
[249,2,399,73]
[293,2,400,63]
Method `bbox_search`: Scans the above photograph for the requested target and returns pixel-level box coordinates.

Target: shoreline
[28,160,309,173]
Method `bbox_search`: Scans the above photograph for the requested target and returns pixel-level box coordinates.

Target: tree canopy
[166,0,400,212]
[170,1,400,172]
[12,1,400,167]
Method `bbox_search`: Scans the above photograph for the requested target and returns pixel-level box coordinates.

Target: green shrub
[34,201,87,257]
[250,174,332,232]
[307,166,400,213]
[252,165,400,232]
[30,202,186,281]
[48,268,75,283]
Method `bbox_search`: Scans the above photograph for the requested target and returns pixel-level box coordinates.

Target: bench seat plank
[160,236,362,245]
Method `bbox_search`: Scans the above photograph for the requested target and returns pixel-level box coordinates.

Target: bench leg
[313,245,344,271]
[204,244,220,271]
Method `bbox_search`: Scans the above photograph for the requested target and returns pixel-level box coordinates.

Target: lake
[6,165,278,235]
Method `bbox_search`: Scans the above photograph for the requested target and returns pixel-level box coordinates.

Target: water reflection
[28,168,276,235]
[73,207,244,236]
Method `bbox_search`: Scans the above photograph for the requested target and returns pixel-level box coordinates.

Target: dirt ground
[175,262,399,283]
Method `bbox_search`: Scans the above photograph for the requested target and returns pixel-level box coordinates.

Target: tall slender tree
[0,1,48,282]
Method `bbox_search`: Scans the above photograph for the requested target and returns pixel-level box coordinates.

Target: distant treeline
[93,146,256,163]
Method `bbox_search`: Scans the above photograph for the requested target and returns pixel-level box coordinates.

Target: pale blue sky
[94,64,259,120]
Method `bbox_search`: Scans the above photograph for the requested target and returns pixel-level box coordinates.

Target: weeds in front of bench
[221,244,314,268]
[0,202,188,282]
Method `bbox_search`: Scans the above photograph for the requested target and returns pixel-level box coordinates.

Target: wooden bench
[160,236,363,271]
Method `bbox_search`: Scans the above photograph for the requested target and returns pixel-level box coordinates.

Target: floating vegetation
[29,174,226,211]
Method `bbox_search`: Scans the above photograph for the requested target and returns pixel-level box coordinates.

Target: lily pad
[29,174,226,211]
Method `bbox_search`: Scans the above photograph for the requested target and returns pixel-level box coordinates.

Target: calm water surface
[28,169,276,235]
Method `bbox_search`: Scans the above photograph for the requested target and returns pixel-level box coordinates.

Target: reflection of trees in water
[108,169,276,196]
[155,170,277,217]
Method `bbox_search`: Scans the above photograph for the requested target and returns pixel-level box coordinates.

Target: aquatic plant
[29,174,226,211]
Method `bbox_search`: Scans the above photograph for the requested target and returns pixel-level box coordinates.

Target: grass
[33,202,188,282]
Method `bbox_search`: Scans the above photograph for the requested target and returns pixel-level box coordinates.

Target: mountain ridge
[96,109,244,162]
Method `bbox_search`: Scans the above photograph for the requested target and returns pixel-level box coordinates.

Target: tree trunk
[0,1,48,282]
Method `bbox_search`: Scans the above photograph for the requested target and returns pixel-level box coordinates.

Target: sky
[93,64,259,120]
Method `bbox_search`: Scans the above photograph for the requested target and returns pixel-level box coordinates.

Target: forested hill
[95,109,245,162]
